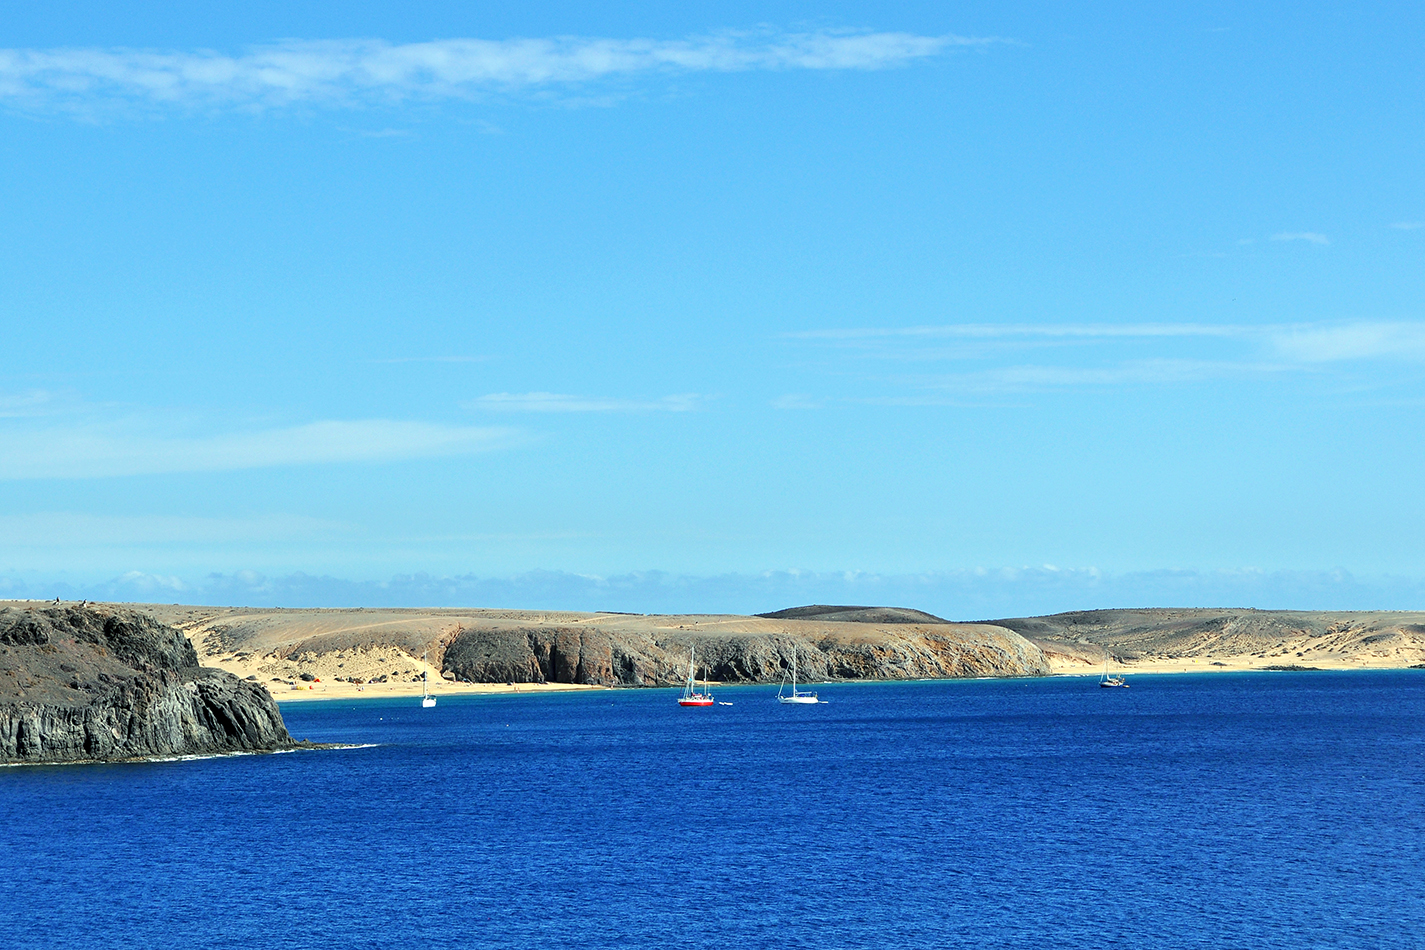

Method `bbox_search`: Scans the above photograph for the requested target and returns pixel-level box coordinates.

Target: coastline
[1045,654,1425,676]
[268,657,1425,703]
[269,679,607,703]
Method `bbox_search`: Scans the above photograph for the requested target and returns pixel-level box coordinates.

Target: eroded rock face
[0,605,300,764]
[441,621,1051,686]
[442,626,650,685]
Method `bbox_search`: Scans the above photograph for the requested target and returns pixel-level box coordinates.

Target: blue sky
[2,2,1423,615]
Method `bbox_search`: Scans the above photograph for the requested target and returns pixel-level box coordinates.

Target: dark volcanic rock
[443,626,647,685]
[441,619,1049,686]
[0,604,305,765]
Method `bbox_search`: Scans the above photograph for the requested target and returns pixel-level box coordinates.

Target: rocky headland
[122,602,1052,697]
[1,603,314,764]
[17,601,1416,710]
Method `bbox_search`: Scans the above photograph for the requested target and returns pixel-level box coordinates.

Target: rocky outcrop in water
[0,604,306,764]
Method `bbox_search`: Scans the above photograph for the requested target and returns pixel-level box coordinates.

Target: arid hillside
[118,603,1051,693]
[991,608,1425,672]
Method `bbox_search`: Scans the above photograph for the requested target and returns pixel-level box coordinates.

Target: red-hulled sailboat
[678,646,714,707]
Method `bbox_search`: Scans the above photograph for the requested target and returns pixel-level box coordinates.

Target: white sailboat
[421,650,438,707]
[1099,647,1127,688]
[777,646,821,704]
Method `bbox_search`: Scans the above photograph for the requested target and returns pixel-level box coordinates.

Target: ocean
[3,671,1422,949]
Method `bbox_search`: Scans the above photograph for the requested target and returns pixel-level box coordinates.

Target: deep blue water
[3,671,1423,949]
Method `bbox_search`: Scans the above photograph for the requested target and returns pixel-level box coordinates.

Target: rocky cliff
[428,614,1050,686]
[1,604,306,764]
[136,603,1053,688]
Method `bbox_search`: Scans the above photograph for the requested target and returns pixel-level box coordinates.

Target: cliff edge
[134,603,1052,689]
[1,604,306,764]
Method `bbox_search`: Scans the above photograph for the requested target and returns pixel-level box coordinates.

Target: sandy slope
[993,608,1425,675]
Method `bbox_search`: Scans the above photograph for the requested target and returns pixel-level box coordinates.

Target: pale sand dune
[140,605,618,702]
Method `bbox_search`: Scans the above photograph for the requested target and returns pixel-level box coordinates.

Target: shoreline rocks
[1,604,315,765]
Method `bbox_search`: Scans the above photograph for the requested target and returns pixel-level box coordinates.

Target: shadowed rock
[441,617,1049,686]
[132,603,1056,687]
[1,604,310,765]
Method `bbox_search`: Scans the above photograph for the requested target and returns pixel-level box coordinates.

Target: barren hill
[118,603,1051,695]
[990,608,1425,671]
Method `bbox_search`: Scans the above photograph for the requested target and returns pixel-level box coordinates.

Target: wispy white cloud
[926,359,1288,393]
[0,29,994,114]
[0,389,90,418]
[1391,221,1423,231]
[1271,231,1330,245]
[1268,322,1425,362]
[0,419,517,479]
[0,511,347,545]
[466,392,703,413]
[782,320,1425,396]
[785,323,1250,341]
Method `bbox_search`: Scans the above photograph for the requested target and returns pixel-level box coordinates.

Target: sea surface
[3,671,1423,949]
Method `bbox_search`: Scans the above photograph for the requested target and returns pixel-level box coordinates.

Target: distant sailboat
[777,646,821,704]
[422,650,438,707]
[1099,647,1128,688]
[678,646,714,707]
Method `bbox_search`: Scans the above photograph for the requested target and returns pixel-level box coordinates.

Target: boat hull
[678,697,714,707]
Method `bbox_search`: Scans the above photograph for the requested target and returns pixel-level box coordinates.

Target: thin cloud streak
[1270,322,1425,362]
[781,320,1425,395]
[790,320,1425,363]
[0,390,71,418]
[0,419,517,479]
[927,359,1291,393]
[467,392,703,413]
[0,30,994,113]
[785,323,1252,341]
[0,512,349,545]
[1271,231,1330,245]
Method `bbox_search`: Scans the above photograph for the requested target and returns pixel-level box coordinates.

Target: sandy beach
[271,677,607,702]
[1042,652,1420,677]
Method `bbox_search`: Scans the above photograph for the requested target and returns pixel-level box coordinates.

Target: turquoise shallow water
[3,671,1423,949]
